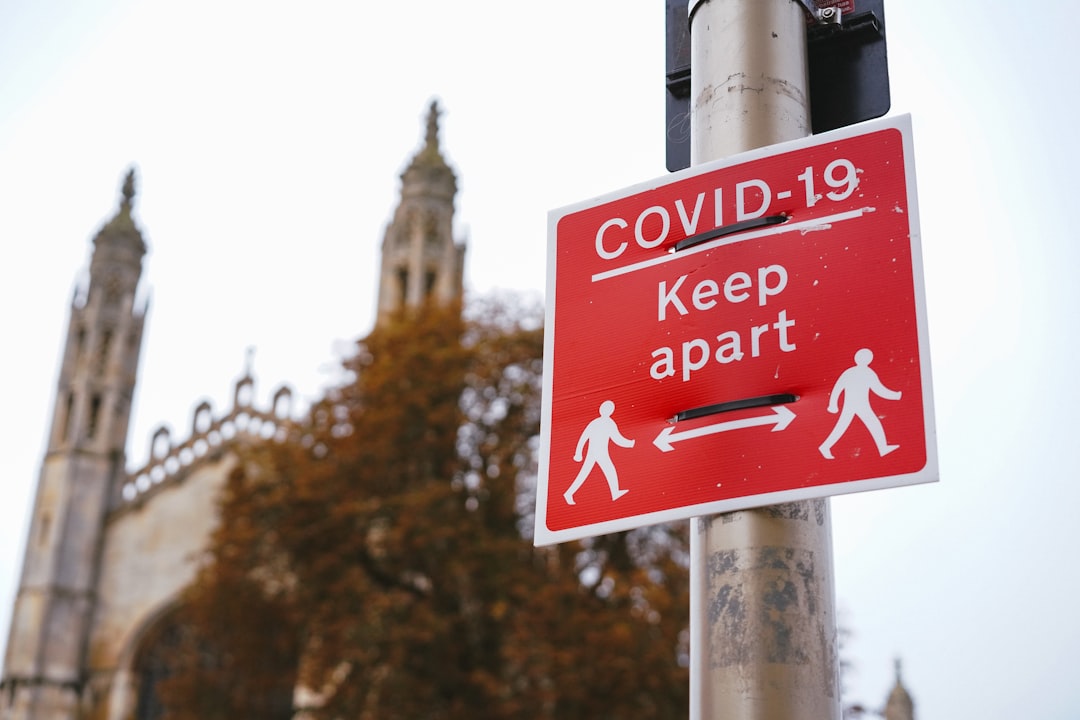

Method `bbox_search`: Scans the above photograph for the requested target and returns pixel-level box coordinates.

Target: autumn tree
[162,296,689,719]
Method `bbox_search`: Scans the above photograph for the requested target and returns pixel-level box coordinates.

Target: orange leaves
[166,297,690,719]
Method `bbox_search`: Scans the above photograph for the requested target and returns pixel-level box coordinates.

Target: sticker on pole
[534,114,936,546]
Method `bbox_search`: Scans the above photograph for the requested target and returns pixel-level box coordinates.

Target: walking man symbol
[819,348,902,460]
[564,400,634,506]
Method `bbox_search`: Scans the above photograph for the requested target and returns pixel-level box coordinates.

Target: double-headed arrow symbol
[653,405,796,453]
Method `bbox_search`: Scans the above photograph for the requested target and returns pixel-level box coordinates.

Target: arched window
[59,392,74,442]
[133,612,190,720]
[131,603,296,720]
[397,266,409,306]
[86,394,102,440]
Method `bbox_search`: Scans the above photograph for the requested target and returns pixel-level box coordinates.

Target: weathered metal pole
[687,1,841,718]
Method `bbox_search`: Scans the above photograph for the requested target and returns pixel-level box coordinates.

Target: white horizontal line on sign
[590,207,874,283]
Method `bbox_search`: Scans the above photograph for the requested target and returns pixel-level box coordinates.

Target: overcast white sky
[2,1,1078,717]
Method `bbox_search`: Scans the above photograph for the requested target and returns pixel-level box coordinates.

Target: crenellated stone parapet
[115,374,296,510]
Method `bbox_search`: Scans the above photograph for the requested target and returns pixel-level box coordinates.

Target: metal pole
[687,1,840,718]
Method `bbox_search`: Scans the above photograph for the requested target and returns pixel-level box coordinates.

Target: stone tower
[1,170,148,718]
[883,658,915,720]
[376,100,466,325]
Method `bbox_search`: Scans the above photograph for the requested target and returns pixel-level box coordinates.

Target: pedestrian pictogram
[535,115,937,546]
[819,348,902,459]
[564,400,635,505]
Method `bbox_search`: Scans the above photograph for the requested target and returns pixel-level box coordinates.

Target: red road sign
[535,115,936,546]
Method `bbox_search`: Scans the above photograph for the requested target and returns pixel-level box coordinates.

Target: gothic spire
[423,99,441,158]
[401,100,455,196]
[93,166,147,257]
[376,101,465,325]
[883,658,915,720]
[121,166,136,209]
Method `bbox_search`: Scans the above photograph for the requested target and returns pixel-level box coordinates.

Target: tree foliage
[162,297,689,719]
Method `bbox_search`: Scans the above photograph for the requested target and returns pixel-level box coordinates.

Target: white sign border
[534,114,937,547]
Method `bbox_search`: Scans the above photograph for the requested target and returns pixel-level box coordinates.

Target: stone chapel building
[0,101,465,720]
